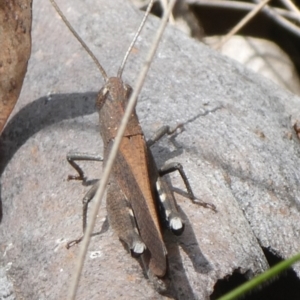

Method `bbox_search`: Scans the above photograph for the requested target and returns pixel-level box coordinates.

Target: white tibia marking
[156,179,167,202]
[102,87,108,95]
[133,241,146,254]
[128,208,134,217]
[170,217,183,230]
[160,193,166,202]
[165,209,171,218]
[156,180,161,191]
[134,227,139,234]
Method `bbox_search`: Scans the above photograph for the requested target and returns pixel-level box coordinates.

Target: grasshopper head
[97,77,132,109]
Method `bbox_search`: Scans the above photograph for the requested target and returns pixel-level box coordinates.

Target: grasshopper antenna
[117,0,154,78]
[49,0,108,81]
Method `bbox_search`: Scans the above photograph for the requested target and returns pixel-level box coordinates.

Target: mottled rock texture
[1,0,300,299]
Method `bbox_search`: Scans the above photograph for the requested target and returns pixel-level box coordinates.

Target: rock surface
[1,0,300,299]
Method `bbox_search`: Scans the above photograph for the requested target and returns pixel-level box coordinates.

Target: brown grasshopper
[50,0,215,291]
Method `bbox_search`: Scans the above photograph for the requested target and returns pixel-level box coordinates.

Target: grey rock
[0,266,15,300]
[1,0,300,299]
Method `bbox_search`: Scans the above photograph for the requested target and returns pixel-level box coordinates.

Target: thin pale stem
[252,0,300,37]
[279,0,300,16]
[213,0,272,50]
[278,0,300,25]
[192,0,300,23]
[160,0,176,24]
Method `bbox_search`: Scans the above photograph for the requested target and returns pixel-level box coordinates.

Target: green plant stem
[218,252,300,300]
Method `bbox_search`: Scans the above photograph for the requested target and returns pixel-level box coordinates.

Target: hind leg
[155,176,185,235]
[159,163,216,212]
[107,179,146,255]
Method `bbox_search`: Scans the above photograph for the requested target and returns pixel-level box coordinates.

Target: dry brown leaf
[0,0,32,134]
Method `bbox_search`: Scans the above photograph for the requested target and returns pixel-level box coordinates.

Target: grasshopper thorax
[97,77,142,145]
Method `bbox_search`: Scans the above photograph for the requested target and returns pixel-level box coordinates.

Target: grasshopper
[50,0,215,292]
